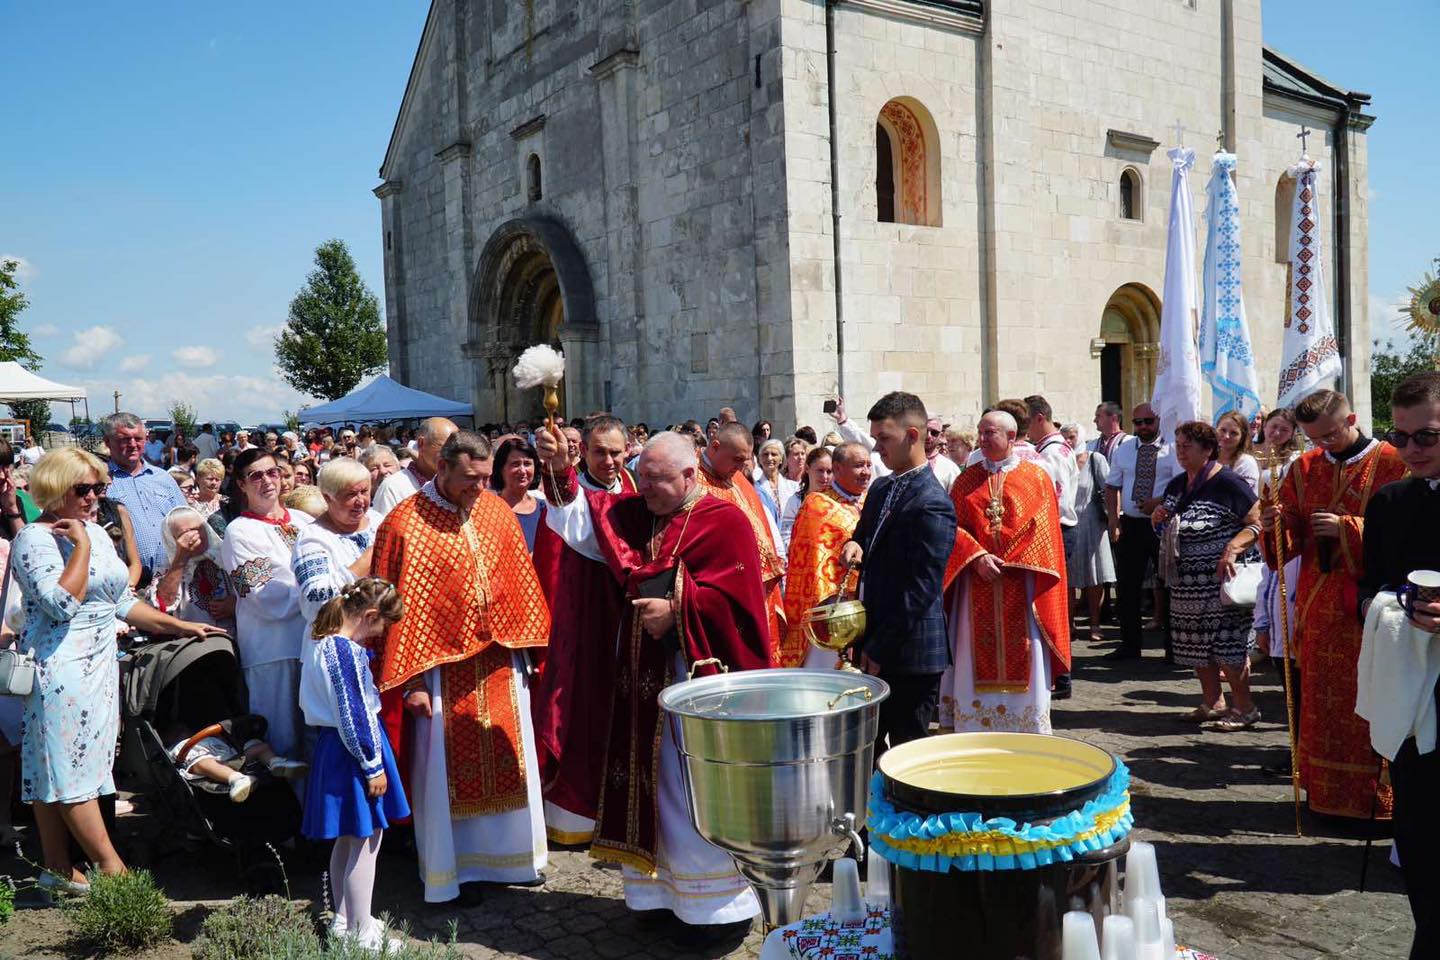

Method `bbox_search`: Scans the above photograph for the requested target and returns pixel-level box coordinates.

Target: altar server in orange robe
[783,442,869,669]
[940,410,1071,733]
[1261,389,1408,819]
[697,421,790,664]
[371,431,551,902]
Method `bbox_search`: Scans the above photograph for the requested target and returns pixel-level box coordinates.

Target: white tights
[330,830,383,932]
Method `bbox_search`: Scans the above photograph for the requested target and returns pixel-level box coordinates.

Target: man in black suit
[840,392,958,751]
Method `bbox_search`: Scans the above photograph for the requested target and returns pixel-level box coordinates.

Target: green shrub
[0,878,14,924]
[192,895,320,959]
[193,899,463,959]
[65,869,172,953]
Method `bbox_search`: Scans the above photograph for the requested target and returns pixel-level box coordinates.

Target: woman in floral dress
[16,449,220,894]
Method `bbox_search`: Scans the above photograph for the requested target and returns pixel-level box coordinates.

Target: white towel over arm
[1356,592,1440,761]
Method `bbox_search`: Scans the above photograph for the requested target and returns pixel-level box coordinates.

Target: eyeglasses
[1133,417,1157,425]
[244,467,282,482]
[72,482,108,498]
[927,428,943,437]
[1385,428,1440,450]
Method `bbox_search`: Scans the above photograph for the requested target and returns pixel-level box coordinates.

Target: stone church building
[375,0,1375,429]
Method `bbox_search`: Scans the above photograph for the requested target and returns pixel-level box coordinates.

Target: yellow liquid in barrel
[883,735,1112,797]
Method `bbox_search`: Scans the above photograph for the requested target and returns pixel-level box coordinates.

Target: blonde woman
[14,449,221,893]
[193,458,227,518]
[293,458,381,634]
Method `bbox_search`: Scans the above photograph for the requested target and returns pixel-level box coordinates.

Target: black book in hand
[635,567,680,655]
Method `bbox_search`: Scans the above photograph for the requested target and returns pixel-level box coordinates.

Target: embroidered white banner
[1151,146,1203,443]
[1199,152,1262,420]
[1277,158,1342,409]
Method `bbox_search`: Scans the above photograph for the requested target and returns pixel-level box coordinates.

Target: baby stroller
[116,633,301,894]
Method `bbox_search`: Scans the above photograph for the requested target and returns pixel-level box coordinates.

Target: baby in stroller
[167,714,307,803]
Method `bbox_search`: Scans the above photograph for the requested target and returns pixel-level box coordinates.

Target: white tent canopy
[0,362,87,402]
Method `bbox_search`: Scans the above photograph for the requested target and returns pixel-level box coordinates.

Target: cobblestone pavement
[372,629,1412,959]
[24,628,1409,959]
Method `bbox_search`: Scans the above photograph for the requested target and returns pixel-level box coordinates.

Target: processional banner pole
[1267,462,1303,838]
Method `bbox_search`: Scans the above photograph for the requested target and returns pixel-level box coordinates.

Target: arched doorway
[1097,283,1161,416]
[466,218,600,423]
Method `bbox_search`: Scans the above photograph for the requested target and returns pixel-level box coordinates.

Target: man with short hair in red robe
[530,414,638,844]
[940,410,1071,733]
[536,426,767,942]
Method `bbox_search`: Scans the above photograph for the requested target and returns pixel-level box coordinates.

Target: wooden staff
[1267,461,1303,838]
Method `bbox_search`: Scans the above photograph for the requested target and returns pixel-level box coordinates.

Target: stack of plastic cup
[1061,911,1103,960]
[1100,915,1135,960]
[865,847,891,908]
[830,858,865,922]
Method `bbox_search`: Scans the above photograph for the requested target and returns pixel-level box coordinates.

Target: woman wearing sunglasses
[219,447,315,765]
[11,449,225,895]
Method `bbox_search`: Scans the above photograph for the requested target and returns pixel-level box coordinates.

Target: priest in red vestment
[371,431,551,902]
[1261,389,1408,819]
[537,426,768,933]
[940,410,1071,733]
[783,442,869,669]
[530,415,638,844]
[697,421,790,665]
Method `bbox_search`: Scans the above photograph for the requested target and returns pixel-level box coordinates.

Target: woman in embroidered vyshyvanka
[221,448,314,759]
[17,449,222,895]
[1153,421,1262,731]
[157,506,236,634]
[294,458,381,633]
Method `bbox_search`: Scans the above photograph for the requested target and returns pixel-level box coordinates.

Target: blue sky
[2,2,1433,424]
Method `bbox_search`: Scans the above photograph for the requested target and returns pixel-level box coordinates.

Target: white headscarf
[161,505,224,580]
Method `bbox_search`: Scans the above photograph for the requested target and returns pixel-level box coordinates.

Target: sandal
[1182,705,1225,722]
[1214,708,1261,731]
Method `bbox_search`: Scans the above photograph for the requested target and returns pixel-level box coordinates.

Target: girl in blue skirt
[299,576,409,951]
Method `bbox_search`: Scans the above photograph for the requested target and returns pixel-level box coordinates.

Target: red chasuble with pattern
[371,488,550,817]
[545,466,770,875]
[696,460,789,665]
[942,460,1071,690]
[782,489,862,662]
[530,469,638,830]
[1261,441,1407,818]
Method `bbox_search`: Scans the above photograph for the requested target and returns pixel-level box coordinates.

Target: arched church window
[876,124,896,223]
[527,154,543,203]
[1119,168,1142,221]
[876,98,941,227]
[1274,173,1296,263]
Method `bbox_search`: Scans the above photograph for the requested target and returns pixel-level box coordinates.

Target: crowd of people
[0,372,1436,957]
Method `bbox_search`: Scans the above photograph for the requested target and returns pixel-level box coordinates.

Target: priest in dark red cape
[530,415,639,844]
[536,426,767,931]
[938,410,1070,734]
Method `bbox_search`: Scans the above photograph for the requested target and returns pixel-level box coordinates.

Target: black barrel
[875,732,1131,960]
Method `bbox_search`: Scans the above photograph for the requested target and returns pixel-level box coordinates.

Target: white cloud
[245,325,283,350]
[75,372,314,424]
[31,323,60,339]
[0,255,36,282]
[119,355,152,373]
[172,345,219,369]
[61,325,123,370]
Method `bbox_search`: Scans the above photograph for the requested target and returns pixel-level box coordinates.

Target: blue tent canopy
[299,375,473,426]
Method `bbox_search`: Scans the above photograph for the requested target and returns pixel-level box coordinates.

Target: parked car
[44,423,70,434]
[143,419,175,441]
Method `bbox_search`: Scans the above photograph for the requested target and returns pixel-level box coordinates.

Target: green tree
[0,258,49,431]
[1371,331,1439,433]
[168,400,198,438]
[274,239,387,401]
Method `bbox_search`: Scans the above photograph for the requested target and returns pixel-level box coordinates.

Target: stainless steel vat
[659,670,890,928]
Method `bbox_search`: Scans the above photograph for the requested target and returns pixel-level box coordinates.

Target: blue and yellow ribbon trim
[866,761,1134,873]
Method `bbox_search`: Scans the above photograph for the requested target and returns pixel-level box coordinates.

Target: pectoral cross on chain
[985,474,1006,537]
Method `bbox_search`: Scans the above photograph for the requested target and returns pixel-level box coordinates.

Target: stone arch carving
[1098,282,1162,415]
[876,97,942,227]
[466,218,600,422]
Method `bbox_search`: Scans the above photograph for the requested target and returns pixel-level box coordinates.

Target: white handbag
[1220,560,1264,608]
[0,544,34,697]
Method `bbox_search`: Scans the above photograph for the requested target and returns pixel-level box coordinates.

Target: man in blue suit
[840,392,958,751]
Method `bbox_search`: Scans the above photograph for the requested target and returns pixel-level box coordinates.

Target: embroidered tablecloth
[758,908,1218,960]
